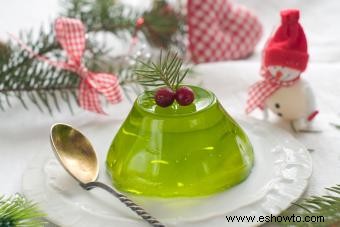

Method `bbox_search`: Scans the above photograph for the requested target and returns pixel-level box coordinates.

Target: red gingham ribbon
[14,17,122,114]
[55,18,122,114]
[246,68,300,114]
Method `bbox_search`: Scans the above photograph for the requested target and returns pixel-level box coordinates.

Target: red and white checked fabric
[15,17,122,114]
[245,69,300,114]
[55,18,122,114]
[188,0,262,63]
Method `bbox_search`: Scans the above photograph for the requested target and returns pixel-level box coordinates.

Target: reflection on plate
[22,117,312,227]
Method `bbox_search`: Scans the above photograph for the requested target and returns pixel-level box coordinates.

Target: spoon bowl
[50,123,99,184]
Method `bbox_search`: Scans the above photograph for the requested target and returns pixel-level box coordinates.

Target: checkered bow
[53,18,122,114]
[15,17,121,114]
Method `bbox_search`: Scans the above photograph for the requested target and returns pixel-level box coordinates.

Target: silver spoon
[50,123,165,227]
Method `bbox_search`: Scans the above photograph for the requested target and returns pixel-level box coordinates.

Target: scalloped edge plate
[22,117,312,227]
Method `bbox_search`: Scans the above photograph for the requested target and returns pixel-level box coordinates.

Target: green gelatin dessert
[106,86,254,197]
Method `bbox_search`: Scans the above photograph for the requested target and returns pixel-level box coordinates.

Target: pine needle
[280,185,340,226]
[0,194,45,227]
[134,51,190,91]
[0,0,186,114]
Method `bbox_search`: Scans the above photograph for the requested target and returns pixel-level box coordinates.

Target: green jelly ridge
[106,86,254,197]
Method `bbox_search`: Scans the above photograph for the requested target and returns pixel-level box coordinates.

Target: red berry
[154,87,175,107]
[175,86,195,106]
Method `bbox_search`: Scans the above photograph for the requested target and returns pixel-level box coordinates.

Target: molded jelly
[106,86,254,197]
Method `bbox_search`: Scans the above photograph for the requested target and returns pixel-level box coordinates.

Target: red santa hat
[264,9,308,72]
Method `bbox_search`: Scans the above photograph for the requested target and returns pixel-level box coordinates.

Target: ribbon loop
[54,17,122,114]
[54,17,123,113]
[12,17,122,114]
[55,18,86,66]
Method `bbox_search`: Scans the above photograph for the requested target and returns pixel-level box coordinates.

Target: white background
[1,0,340,210]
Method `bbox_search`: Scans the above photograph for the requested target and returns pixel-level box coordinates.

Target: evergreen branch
[62,0,137,35]
[0,25,80,114]
[62,0,185,49]
[134,51,189,91]
[280,185,340,226]
[0,0,186,114]
[142,0,183,48]
[0,194,45,227]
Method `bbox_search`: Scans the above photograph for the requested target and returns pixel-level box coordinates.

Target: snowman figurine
[246,9,318,131]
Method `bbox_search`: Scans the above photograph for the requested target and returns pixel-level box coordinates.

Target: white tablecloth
[1,0,340,208]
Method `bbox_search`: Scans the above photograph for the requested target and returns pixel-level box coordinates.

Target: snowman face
[265,79,316,120]
[267,66,301,81]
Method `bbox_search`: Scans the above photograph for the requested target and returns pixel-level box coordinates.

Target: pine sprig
[142,0,183,48]
[0,0,185,114]
[63,0,137,35]
[62,0,185,49]
[0,194,45,227]
[281,185,340,226]
[0,26,79,114]
[0,26,144,114]
[134,51,189,91]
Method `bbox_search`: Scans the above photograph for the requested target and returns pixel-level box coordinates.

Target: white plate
[22,117,312,227]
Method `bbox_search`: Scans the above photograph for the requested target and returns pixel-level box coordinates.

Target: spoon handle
[81,181,165,227]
